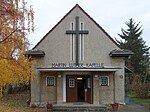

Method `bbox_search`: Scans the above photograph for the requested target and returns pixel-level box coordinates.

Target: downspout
[91,74,93,104]
[113,72,116,103]
[39,73,42,106]
[124,73,126,104]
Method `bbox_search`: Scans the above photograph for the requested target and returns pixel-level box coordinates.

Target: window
[69,78,75,87]
[100,76,109,86]
[70,22,75,61]
[46,76,55,86]
[79,22,84,61]
[80,22,84,30]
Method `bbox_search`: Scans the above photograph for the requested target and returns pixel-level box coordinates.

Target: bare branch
[0,28,18,44]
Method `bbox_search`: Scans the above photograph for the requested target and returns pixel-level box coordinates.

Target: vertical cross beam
[66,16,89,65]
[75,16,79,65]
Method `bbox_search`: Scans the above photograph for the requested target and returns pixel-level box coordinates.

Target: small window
[71,22,74,30]
[69,78,75,87]
[80,22,84,30]
[46,76,55,86]
[70,22,75,61]
[100,76,109,86]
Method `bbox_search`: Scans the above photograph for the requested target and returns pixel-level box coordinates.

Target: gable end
[33,4,119,49]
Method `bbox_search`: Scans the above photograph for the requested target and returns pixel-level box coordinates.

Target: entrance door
[86,75,93,104]
[66,75,92,103]
[66,76,77,102]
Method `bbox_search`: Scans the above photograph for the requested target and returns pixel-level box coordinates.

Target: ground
[0,91,46,112]
[119,103,149,112]
[0,91,149,112]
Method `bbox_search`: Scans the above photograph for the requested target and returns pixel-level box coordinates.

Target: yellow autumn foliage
[0,0,34,96]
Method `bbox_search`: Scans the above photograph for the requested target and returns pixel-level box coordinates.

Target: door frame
[66,74,93,103]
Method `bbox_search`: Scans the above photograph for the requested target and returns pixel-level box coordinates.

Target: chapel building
[27,4,133,106]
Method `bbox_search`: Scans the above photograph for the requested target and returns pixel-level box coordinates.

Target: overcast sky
[28,0,150,48]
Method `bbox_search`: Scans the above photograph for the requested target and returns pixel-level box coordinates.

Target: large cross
[66,16,89,65]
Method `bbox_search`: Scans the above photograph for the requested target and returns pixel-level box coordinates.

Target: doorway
[66,75,92,103]
[77,76,84,102]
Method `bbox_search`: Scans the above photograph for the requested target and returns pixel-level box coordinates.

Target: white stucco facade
[30,4,127,107]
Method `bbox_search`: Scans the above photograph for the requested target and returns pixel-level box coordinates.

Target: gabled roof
[33,4,119,49]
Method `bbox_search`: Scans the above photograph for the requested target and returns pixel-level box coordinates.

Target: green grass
[130,97,150,105]
[128,94,150,109]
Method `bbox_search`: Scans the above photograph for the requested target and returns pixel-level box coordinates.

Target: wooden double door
[66,75,92,103]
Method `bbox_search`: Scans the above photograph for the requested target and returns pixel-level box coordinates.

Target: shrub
[134,83,150,98]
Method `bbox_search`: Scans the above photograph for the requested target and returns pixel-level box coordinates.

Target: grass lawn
[129,95,150,109]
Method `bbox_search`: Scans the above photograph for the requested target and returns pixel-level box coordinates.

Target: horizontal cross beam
[66,16,89,65]
[66,30,89,34]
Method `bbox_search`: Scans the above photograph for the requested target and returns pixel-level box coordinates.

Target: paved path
[118,103,149,112]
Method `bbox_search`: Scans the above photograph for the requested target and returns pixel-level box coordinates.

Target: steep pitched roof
[33,4,119,49]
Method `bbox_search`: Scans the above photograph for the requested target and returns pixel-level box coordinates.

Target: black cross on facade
[66,16,89,65]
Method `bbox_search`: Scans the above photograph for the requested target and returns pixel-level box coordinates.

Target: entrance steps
[48,103,110,112]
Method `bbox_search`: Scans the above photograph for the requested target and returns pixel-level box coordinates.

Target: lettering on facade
[51,63,104,68]
[52,63,67,68]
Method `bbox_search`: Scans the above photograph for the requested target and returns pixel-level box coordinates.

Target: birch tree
[0,0,34,96]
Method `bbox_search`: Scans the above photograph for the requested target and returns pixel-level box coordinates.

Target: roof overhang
[37,67,121,72]
[26,49,45,57]
[109,49,134,57]
[125,66,133,73]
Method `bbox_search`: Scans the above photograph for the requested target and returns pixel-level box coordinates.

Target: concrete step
[47,105,108,112]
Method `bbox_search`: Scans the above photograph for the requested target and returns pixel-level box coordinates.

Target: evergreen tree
[117,18,150,83]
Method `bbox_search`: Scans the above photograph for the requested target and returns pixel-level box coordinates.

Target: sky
[28,0,150,49]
